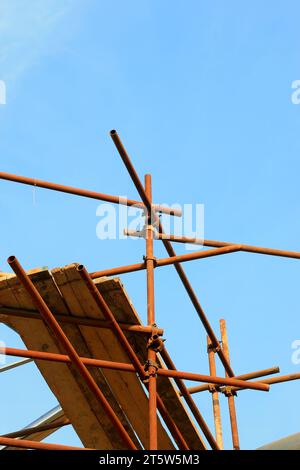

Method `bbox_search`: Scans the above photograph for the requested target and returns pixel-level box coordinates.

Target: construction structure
[0,130,299,450]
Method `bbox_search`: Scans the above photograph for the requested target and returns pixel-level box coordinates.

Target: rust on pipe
[0,347,211,450]
[220,319,240,450]
[60,262,189,450]
[76,265,145,379]
[157,369,269,391]
[262,372,300,385]
[3,344,194,450]
[91,262,145,278]
[144,174,158,450]
[7,256,137,450]
[75,263,188,450]
[0,306,163,336]
[230,372,300,393]
[3,346,136,372]
[181,366,280,395]
[125,230,300,261]
[0,436,89,450]
[2,419,70,439]
[110,130,235,378]
[110,131,152,216]
[90,244,241,279]
[0,171,181,217]
[156,244,241,267]
[2,346,269,391]
[157,220,236,378]
[207,337,224,449]
[160,347,219,450]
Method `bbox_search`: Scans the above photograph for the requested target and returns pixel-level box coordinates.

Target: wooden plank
[52,265,173,450]
[0,265,206,449]
[0,270,139,449]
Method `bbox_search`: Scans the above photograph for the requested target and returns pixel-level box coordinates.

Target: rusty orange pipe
[0,436,89,450]
[125,229,300,261]
[0,348,270,392]
[76,264,145,379]
[90,244,241,279]
[220,319,240,450]
[0,306,163,335]
[207,337,223,449]
[160,348,219,450]
[75,265,187,450]
[7,256,137,450]
[182,366,280,395]
[3,347,136,372]
[0,171,181,217]
[109,130,235,378]
[2,346,269,391]
[145,174,158,450]
[230,371,300,393]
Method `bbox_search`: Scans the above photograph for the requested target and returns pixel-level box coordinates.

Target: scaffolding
[0,130,299,450]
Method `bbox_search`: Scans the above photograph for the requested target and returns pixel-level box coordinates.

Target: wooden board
[0,264,205,450]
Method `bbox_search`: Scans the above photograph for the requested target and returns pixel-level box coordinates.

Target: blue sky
[1,0,300,450]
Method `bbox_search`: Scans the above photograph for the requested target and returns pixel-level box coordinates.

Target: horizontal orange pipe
[3,346,269,392]
[0,436,89,450]
[125,229,300,260]
[0,306,163,335]
[230,372,300,393]
[157,368,269,392]
[90,244,242,279]
[0,171,181,217]
[4,347,136,372]
[182,366,280,395]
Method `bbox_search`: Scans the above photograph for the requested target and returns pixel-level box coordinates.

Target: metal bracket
[147,334,165,352]
[143,359,159,381]
[208,383,221,393]
[143,255,157,266]
[223,386,237,397]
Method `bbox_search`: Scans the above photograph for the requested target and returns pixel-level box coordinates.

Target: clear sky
[0,0,300,450]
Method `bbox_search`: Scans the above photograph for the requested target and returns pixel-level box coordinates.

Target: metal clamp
[143,255,157,266]
[147,332,165,352]
[208,383,221,393]
[143,359,159,381]
[223,386,237,397]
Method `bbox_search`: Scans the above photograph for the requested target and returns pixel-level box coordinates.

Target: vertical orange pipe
[145,174,158,450]
[220,319,240,450]
[207,336,224,449]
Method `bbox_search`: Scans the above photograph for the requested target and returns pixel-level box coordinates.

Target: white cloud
[0,0,78,82]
